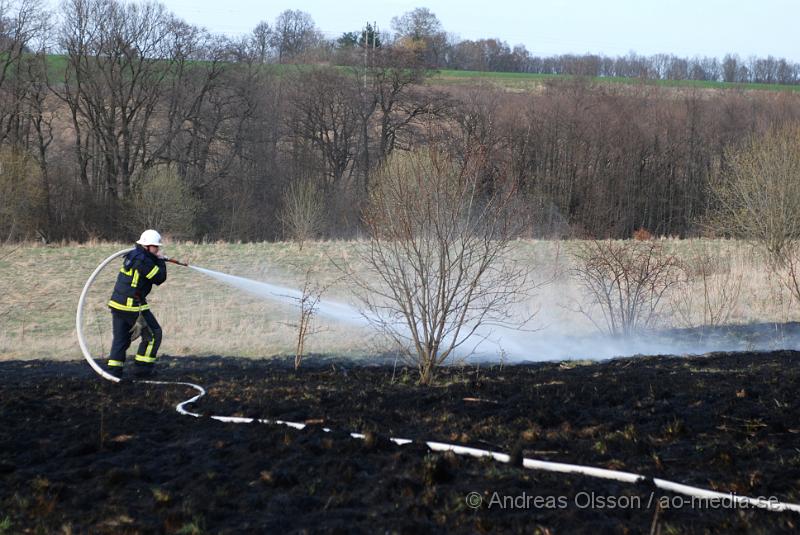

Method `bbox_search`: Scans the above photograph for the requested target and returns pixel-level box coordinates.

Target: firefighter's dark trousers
[107,309,162,371]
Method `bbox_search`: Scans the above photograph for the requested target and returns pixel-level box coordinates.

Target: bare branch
[571,239,683,336]
[347,147,534,384]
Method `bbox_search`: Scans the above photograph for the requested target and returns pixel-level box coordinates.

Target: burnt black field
[1,352,800,534]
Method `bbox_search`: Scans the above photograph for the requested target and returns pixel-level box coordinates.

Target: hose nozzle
[163,256,188,267]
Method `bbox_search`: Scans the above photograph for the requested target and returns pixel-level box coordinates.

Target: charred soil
[1,351,800,534]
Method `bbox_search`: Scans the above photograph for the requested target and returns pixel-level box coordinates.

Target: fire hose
[75,248,188,382]
[76,249,800,514]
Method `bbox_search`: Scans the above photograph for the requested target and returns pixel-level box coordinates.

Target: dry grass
[0,241,375,360]
[0,239,795,360]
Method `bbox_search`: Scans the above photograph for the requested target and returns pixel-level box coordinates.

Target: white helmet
[136,229,162,247]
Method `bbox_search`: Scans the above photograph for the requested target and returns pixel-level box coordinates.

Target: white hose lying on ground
[77,249,800,514]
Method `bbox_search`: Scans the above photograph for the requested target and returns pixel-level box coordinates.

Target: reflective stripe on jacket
[109,245,167,312]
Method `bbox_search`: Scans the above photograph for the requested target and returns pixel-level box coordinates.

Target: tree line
[254,7,800,86]
[1,0,799,243]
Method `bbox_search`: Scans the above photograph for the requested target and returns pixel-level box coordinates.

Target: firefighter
[106,229,168,379]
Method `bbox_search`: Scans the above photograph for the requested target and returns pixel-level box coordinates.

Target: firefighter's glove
[129,314,150,342]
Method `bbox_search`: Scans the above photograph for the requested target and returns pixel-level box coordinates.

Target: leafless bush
[708,125,800,309]
[280,177,325,249]
[350,148,532,385]
[708,125,800,259]
[282,268,329,370]
[131,166,198,239]
[670,244,743,330]
[572,240,683,336]
[771,242,800,307]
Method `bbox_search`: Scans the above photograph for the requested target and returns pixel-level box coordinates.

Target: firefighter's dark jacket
[108,245,167,312]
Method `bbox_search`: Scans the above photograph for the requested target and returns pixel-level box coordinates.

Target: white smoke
[190,265,800,363]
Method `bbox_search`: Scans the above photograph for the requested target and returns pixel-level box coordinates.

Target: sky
[151,0,800,62]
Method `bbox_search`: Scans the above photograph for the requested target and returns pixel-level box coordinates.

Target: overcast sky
[153,0,799,62]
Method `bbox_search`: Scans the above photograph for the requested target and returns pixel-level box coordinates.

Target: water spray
[75,250,800,515]
[186,265,368,325]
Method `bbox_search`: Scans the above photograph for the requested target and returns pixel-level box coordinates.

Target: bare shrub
[282,268,334,370]
[572,240,683,336]
[131,166,198,238]
[772,243,800,307]
[670,243,743,330]
[708,125,800,259]
[350,148,532,385]
[709,125,800,309]
[280,177,325,248]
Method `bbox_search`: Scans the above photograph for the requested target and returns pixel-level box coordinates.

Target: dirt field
[2,352,800,534]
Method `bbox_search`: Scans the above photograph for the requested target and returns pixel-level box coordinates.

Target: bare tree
[287,68,361,189]
[391,7,442,41]
[370,49,451,171]
[351,148,531,385]
[390,7,447,66]
[330,47,449,194]
[0,4,53,238]
[56,0,198,199]
[709,125,800,259]
[22,53,54,214]
[0,0,49,149]
[0,0,48,95]
[722,54,740,83]
[167,38,252,192]
[280,176,324,249]
[270,9,319,64]
[572,240,683,336]
[250,20,271,63]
